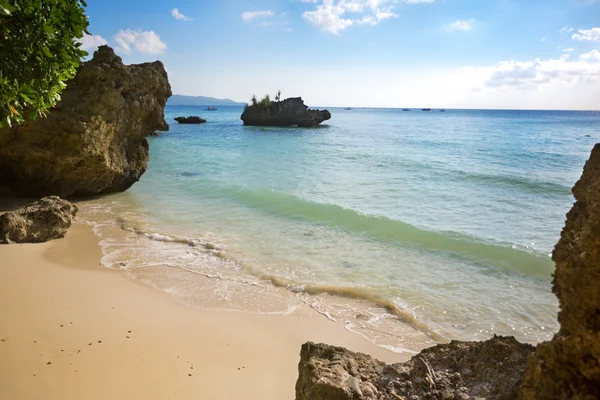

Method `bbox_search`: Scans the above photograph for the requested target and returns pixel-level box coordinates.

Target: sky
[80,0,600,110]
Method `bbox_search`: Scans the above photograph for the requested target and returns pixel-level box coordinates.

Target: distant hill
[167,95,245,106]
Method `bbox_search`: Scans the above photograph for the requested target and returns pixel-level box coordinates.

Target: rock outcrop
[0,45,171,197]
[296,338,534,400]
[174,116,206,124]
[241,97,330,127]
[0,196,78,243]
[519,143,600,399]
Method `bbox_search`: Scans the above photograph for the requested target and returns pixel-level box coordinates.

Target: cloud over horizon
[482,50,600,90]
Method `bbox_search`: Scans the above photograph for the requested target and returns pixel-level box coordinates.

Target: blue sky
[81,0,600,109]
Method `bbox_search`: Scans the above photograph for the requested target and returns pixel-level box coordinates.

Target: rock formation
[296,338,534,400]
[0,45,171,197]
[519,143,600,399]
[240,97,330,127]
[0,196,78,243]
[174,116,206,124]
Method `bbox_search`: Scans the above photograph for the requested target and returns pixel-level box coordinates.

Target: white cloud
[78,33,108,51]
[375,8,398,20]
[114,29,167,55]
[541,36,546,42]
[562,48,574,53]
[482,50,600,90]
[302,0,399,34]
[401,0,434,2]
[172,8,191,21]
[242,10,275,21]
[580,49,600,62]
[572,27,600,43]
[559,26,573,35]
[450,19,475,31]
[303,3,353,34]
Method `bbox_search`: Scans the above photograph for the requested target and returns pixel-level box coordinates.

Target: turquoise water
[80,106,599,352]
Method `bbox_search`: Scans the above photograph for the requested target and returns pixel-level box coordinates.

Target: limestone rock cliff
[0,196,78,243]
[240,97,330,127]
[519,143,600,399]
[296,337,534,400]
[0,45,171,197]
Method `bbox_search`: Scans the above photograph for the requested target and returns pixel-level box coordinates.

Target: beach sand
[0,223,406,400]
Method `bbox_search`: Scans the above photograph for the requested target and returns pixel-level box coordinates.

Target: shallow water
[78,106,600,353]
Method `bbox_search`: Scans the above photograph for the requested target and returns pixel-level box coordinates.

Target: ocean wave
[220,187,553,277]
[451,170,571,196]
[116,217,220,250]
[108,217,444,341]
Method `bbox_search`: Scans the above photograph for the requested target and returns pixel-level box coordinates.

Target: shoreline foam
[75,194,558,347]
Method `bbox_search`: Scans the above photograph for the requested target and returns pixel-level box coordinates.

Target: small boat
[401,108,410,111]
[440,109,446,112]
[344,107,353,110]
[206,106,217,111]
[421,108,431,112]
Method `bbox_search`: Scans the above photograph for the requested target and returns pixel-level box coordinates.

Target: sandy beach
[0,223,406,400]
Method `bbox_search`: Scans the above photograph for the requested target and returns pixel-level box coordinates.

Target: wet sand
[0,223,406,400]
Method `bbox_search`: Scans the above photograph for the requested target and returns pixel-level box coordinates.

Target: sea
[78,105,600,354]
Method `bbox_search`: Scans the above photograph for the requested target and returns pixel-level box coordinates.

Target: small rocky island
[241,96,330,127]
[174,116,206,124]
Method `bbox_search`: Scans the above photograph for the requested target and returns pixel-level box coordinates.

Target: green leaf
[0,1,16,15]
[41,46,53,58]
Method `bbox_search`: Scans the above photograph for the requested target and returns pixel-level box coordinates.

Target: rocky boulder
[519,143,600,399]
[0,196,78,243]
[296,337,534,400]
[174,116,206,124]
[0,45,172,197]
[241,97,330,127]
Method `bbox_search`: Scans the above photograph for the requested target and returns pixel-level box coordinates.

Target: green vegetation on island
[0,0,89,127]
[246,90,283,110]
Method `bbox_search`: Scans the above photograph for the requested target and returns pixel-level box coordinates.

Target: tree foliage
[249,91,283,109]
[0,0,89,127]
[259,94,271,109]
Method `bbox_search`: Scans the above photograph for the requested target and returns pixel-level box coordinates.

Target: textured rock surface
[241,97,330,127]
[0,196,78,243]
[296,337,534,400]
[0,45,171,197]
[519,143,600,400]
[174,116,206,124]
